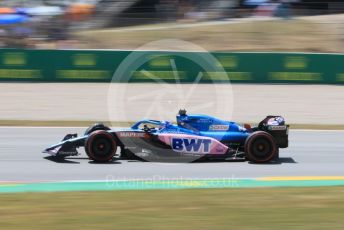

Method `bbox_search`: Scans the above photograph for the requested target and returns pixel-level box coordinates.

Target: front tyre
[245,131,278,163]
[85,130,117,162]
[84,123,110,136]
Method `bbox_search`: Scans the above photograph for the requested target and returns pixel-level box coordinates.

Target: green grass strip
[1,187,344,229]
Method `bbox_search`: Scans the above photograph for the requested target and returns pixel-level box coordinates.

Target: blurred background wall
[1,0,344,51]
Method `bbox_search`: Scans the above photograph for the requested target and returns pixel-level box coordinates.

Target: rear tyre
[85,130,117,162]
[245,131,278,163]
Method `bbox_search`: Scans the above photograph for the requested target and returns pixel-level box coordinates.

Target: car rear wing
[258,116,289,148]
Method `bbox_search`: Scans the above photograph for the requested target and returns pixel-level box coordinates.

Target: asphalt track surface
[0,127,343,182]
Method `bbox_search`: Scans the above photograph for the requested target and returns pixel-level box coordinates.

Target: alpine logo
[172,138,212,153]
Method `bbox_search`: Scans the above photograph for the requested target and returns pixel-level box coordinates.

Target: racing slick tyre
[84,123,110,136]
[244,131,278,163]
[85,130,117,162]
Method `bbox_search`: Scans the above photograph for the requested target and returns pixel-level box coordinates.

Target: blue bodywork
[130,113,250,143]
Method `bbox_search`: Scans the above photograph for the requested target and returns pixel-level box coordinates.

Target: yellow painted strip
[258,176,344,181]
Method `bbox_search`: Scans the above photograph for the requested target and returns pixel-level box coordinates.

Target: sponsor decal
[117,132,148,138]
[136,149,152,157]
[268,125,287,131]
[73,54,97,67]
[202,72,252,81]
[0,69,42,79]
[163,130,189,134]
[56,70,111,79]
[196,118,211,123]
[284,56,308,69]
[3,52,27,66]
[216,55,238,69]
[172,138,212,153]
[269,72,322,81]
[131,70,186,80]
[209,125,229,131]
[58,151,78,156]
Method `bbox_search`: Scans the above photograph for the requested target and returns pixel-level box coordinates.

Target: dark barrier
[0,49,343,83]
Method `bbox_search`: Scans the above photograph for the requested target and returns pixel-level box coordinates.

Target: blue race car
[44,109,289,163]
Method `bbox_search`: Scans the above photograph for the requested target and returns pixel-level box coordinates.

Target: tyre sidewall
[245,131,277,163]
[84,123,110,136]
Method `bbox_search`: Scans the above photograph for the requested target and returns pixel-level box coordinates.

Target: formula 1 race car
[44,110,289,163]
